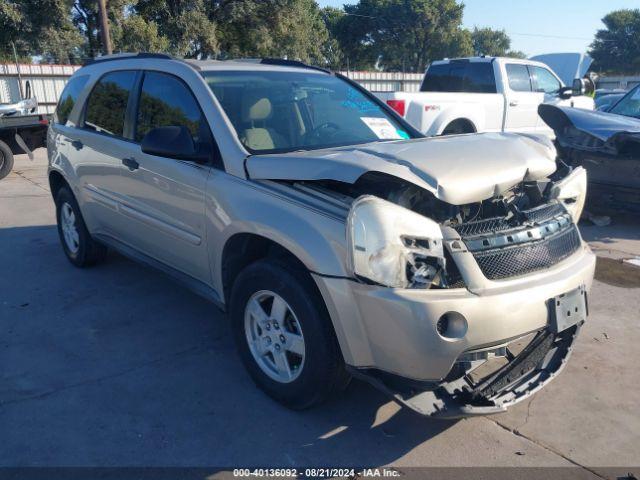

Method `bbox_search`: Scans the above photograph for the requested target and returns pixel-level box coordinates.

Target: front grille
[453,217,511,237]
[523,202,566,224]
[473,224,581,280]
[453,202,567,238]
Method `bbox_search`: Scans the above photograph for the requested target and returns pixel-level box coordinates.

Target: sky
[316,0,639,57]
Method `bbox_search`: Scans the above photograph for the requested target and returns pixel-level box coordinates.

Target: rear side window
[135,71,209,143]
[506,64,532,92]
[84,71,137,138]
[54,75,89,125]
[421,62,496,93]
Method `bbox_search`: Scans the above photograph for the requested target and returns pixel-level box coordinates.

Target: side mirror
[572,78,587,97]
[141,126,208,163]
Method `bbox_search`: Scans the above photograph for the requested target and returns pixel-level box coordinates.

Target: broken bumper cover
[348,324,580,418]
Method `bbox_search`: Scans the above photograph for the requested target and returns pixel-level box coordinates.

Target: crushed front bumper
[314,242,595,418]
[348,323,581,418]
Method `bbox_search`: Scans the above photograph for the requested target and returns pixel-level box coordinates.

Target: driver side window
[532,67,561,94]
[135,71,210,145]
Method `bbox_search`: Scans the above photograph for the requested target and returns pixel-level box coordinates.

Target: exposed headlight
[347,195,447,289]
[550,166,587,223]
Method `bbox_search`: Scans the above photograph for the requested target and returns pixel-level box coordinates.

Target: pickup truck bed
[0,113,49,179]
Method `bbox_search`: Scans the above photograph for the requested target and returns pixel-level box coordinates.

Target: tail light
[386,99,406,117]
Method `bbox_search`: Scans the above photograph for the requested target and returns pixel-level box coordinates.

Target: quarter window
[84,71,136,138]
[54,75,89,125]
[532,66,561,94]
[135,71,208,144]
[506,64,532,92]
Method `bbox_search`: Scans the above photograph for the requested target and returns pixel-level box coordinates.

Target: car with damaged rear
[47,54,595,418]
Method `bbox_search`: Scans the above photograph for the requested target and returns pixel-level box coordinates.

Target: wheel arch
[220,232,315,306]
[441,118,477,135]
[48,169,69,200]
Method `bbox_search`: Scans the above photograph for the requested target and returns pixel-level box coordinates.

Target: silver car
[47,53,595,417]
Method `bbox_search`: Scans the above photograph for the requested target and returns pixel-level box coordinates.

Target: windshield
[610,85,640,119]
[202,70,411,154]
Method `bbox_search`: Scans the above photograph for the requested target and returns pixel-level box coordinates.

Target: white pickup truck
[375,56,594,136]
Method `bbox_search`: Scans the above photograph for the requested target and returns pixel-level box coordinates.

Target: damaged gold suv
[48,54,595,417]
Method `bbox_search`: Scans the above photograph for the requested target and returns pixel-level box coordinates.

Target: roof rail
[83,52,174,66]
[260,58,331,74]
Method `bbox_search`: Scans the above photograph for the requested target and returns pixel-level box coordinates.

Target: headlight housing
[347,195,447,289]
[550,166,587,223]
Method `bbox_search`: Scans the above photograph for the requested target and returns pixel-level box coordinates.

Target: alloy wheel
[244,290,306,383]
[60,202,80,254]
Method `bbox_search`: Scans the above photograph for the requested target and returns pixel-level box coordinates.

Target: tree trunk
[97,0,113,55]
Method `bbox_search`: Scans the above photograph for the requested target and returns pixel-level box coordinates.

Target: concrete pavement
[0,150,638,475]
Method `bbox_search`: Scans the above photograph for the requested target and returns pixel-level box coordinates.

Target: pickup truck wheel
[55,186,107,267]
[0,140,14,181]
[230,259,349,409]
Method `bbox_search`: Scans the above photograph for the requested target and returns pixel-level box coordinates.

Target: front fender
[206,175,350,295]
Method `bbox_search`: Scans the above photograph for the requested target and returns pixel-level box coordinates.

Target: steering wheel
[304,122,342,144]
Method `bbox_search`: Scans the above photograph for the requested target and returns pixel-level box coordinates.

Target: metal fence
[595,75,640,91]
[1,63,639,113]
[340,71,424,92]
[0,63,80,114]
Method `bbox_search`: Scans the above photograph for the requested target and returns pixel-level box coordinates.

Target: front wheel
[230,259,349,409]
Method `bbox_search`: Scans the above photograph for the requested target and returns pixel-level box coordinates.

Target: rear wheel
[55,186,107,267]
[230,258,349,409]
[441,119,475,136]
[0,140,14,180]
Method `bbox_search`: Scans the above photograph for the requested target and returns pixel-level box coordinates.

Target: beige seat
[240,96,286,151]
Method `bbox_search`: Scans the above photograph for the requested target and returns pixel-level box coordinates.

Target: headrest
[242,96,272,122]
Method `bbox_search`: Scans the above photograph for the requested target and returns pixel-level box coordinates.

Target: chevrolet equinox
[47,53,595,417]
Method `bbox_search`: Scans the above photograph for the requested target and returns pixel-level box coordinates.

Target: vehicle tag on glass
[360,117,403,139]
[550,285,588,333]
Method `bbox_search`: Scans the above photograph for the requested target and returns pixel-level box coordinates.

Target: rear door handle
[509,100,519,107]
[71,140,83,150]
[122,157,139,171]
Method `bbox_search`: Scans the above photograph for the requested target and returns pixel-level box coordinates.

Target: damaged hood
[246,133,557,205]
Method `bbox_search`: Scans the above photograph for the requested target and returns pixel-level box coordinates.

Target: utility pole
[97,0,113,55]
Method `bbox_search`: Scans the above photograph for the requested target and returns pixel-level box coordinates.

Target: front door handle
[509,100,519,107]
[71,140,83,150]
[122,157,139,171]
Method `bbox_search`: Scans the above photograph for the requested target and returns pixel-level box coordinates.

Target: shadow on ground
[0,225,455,466]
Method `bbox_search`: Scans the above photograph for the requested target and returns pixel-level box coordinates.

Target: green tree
[337,0,472,72]
[471,27,510,56]
[590,9,640,74]
[73,0,134,57]
[213,0,333,65]
[0,0,83,63]
[322,6,373,70]
[0,1,25,61]
[506,50,526,59]
[135,0,217,57]
[115,14,169,53]
[470,27,525,59]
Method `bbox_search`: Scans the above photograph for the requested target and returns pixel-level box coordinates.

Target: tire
[230,258,350,409]
[441,120,474,136]
[0,140,14,181]
[55,186,107,267]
